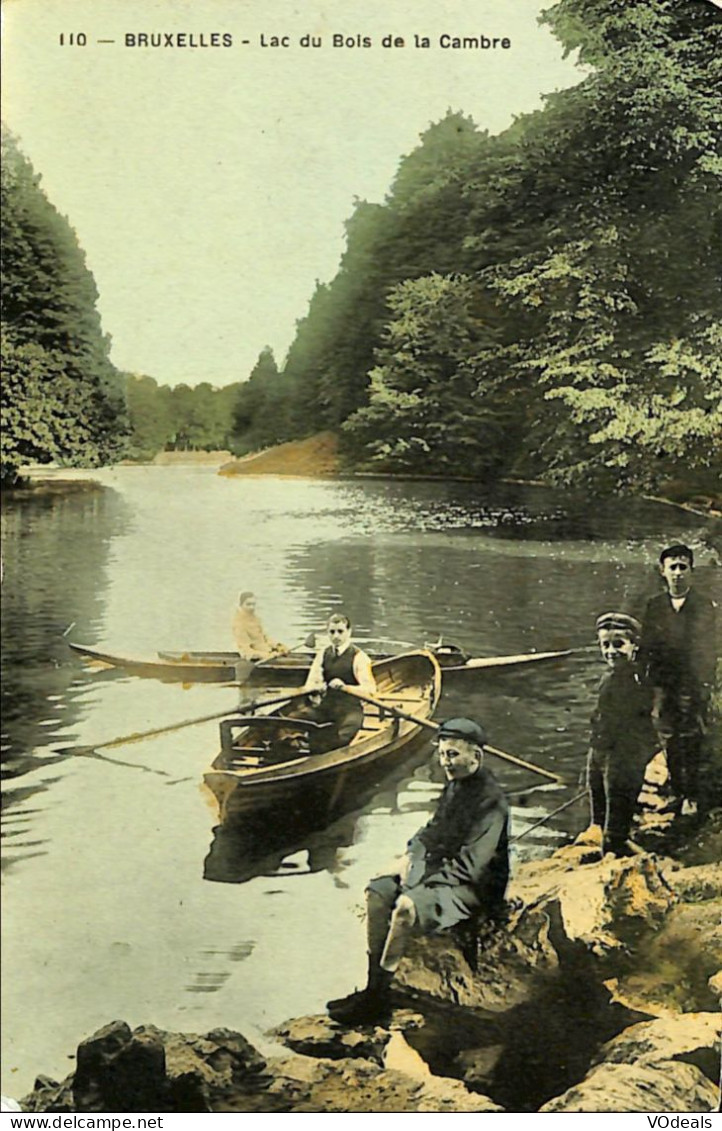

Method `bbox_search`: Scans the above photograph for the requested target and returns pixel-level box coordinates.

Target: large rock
[540,1012,721,1113]
[509,845,676,954]
[394,850,676,1015]
[594,1012,721,1082]
[264,1052,504,1112]
[22,1022,268,1113]
[539,1060,717,1113]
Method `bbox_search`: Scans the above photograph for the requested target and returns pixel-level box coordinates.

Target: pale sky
[2,0,583,387]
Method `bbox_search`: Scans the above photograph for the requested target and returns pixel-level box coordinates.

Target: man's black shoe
[326,987,391,1026]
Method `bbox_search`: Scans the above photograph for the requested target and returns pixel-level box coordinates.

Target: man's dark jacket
[639,589,717,702]
[404,765,509,915]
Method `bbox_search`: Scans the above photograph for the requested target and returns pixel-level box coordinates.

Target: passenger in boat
[638,544,718,817]
[580,612,657,856]
[303,613,376,695]
[232,591,289,661]
[327,717,509,1026]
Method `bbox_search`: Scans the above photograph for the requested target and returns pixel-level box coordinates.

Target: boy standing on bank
[639,544,718,816]
[584,612,657,856]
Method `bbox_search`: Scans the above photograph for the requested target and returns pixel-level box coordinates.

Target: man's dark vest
[322,644,359,685]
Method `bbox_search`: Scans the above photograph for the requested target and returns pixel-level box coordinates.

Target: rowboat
[203,650,442,827]
[68,641,311,684]
[68,639,576,685]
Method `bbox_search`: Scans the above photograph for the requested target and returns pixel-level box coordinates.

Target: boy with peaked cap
[584,612,657,856]
[638,544,718,815]
[327,717,509,1026]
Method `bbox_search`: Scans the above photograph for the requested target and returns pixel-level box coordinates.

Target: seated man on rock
[327,717,510,1026]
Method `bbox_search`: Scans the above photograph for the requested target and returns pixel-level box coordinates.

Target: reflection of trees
[282,479,697,657]
[0,484,125,787]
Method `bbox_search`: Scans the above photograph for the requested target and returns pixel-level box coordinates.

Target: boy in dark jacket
[585,612,657,856]
[638,544,718,815]
[327,717,509,1025]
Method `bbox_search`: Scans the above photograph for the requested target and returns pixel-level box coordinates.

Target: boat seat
[225,715,332,731]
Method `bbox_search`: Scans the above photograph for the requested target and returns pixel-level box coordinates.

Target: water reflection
[1,484,127,786]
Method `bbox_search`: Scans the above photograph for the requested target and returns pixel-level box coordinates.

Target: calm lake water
[1,466,717,1097]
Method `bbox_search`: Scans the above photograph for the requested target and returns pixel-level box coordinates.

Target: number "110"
[58,33,87,45]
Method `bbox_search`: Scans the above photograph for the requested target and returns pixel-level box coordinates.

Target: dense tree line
[234,0,721,496]
[125,374,243,458]
[1,128,129,484]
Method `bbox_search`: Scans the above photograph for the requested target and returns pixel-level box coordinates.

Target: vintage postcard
[2,0,720,1117]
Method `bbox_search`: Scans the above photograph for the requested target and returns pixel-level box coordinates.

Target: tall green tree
[343,274,517,476]
[1,127,128,481]
[466,0,722,491]
[232,347,296,452]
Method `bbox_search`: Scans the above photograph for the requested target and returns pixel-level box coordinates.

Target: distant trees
[1,127,128,483]
[125,375,243,458]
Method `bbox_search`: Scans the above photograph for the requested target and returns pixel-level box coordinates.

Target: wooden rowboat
[203,651,442,827]
[68,639,577,685]
[68,641,311,684]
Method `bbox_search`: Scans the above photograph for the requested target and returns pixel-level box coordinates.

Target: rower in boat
[304,612,376,696]
[302,613,377,749]
[232,590,290,661]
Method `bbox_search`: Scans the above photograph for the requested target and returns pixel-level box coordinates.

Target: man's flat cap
[595,612,642,637]
[436,717,487,746]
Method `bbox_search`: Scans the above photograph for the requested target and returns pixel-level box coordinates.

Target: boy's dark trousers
[661,688,708,806]
[587,747,649,855]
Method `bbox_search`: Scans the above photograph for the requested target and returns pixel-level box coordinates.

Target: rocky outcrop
[389,845,720,1111]
[19,845,722,1114]
[21,1019,501,1114]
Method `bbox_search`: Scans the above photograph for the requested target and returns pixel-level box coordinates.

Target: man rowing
[303,613,376,695]
[232,591,289,662]
[298,613,377,752]
[327,717,510,1025]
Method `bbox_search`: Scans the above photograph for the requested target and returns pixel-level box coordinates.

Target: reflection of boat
[203,809,362,884]
[69,639,576,685]
[203,651,441,827]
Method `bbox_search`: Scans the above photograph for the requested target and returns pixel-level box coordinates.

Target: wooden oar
[510,790,588,843]
[337,686,560,782]
[463,648,580,670]
[231,640,312,686]
[69,689,312,755]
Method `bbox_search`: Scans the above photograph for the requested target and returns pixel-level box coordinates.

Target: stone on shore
[539,1060,717,1113]
[540,1013,720,1112]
